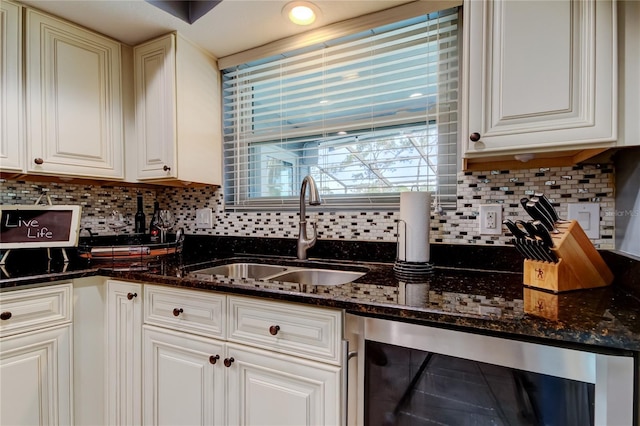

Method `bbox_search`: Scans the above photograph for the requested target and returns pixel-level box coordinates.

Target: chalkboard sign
[0,205,82,249]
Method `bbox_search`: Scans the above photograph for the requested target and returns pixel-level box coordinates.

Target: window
[222,6,459,210]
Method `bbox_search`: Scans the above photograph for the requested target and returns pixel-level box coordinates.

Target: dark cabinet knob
[173,308,183,316]
[127,292,137,300]
[209,355,220,364]
[34,158,44,165]
[0,311,12,320]
[269,325,280,336]
[163,165,171,172]
[469,132,481,142]
[224,357,235,367]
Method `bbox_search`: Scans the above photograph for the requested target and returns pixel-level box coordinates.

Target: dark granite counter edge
[2,266,639,353]
[1,242,639,354]
[0,268,100,289]
[102,269,640,354]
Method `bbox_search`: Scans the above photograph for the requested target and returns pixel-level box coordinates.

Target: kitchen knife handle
[520,220,539,239]
[532,220,554,247]
[535,240,557,263]
[534,192,564,222]
[532,195,558,224]
[510,238,530,260]
[525,201,558,233]
[515,220,537,240]
[503,219,527,239]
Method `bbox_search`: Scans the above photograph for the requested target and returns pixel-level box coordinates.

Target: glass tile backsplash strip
[0,163,615,249]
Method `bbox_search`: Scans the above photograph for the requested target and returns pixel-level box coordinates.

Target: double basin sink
[189,259,367,286]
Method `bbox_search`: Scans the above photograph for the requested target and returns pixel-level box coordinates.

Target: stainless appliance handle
[341,339,357,426]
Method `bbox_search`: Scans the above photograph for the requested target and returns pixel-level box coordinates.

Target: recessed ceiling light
[282,1,321,26]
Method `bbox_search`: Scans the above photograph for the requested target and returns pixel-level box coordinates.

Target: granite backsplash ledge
[182,235,524,271]
[181,235,638,295]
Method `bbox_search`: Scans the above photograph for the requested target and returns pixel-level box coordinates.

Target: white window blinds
[222,7,459,210]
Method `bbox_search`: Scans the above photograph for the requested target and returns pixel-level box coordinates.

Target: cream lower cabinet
[0,283,73,426]
[462,0,616,159]
[25,8,124,179]
[226,343,341,425]
[143,325,226,425]
[143,284,227,425]
[141,285,343,425]
[106,280,143,425]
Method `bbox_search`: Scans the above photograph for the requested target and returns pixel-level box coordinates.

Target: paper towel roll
[398,191,430,262]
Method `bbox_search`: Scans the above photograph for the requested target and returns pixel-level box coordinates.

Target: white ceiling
[20,0,416,59]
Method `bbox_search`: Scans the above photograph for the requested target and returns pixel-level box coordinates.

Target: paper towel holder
[393,219,434,279]
[395,219,407,262]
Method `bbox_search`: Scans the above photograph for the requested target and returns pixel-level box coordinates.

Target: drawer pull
[34,157,44,165]
[163,165,171,172]
[224,357,235,367]
[269,325,280,335]
[173,308,184,316]
[469,132,481,142]
[127,292,137,300]
[209,355,220,365]
[0,311,12,320]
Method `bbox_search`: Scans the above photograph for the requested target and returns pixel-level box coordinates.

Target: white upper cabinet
[25,9,124,179]
[133,33,222,185]
[462,0,617,158]
[0,0,23,173]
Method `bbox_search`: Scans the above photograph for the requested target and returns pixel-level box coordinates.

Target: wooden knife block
[523,220,613,293]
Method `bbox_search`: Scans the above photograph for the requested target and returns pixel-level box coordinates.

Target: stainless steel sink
[190,263,288,280]
[189,260,367,286]
[267,268,365,286]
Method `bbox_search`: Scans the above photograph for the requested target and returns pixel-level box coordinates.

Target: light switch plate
[195,208,214,229]
[567,203,599,239]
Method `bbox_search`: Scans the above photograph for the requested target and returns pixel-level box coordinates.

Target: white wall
[614,147,640,257]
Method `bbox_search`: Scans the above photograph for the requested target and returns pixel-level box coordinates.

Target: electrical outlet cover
[479,204,502,235]
[567,203,600,239]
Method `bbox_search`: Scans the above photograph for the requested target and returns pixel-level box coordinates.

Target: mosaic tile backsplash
[0,163,615,249]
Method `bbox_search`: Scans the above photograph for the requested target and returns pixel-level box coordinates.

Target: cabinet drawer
[0,283,72,337]
[228,296,342,365]
[144,285,225,339]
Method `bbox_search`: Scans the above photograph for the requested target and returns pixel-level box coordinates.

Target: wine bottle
[149,201,161,243]
[134,194,146,234]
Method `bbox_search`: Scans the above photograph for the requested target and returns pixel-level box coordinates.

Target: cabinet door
[226,343,341,426]
[25,9,124,179]
[143,325,225,425]
[133,35,177,180]
[0,0,23,172]
[107,280,142,426]
[0,324,73,426]
[462,0,616,156]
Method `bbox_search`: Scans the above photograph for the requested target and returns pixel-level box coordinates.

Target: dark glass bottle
[134,194,146,234]
[149,201,161,243]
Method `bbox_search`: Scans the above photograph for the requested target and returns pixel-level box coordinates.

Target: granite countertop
[2,243,639,354]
